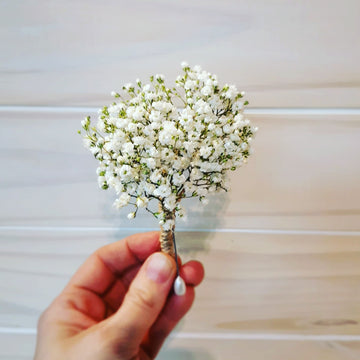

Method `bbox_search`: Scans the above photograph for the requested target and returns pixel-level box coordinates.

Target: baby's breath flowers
[80,63,257,294]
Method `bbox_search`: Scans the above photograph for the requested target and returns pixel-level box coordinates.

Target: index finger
[65,231,160,295]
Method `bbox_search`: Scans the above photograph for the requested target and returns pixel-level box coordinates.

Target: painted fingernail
[146,253,174,283]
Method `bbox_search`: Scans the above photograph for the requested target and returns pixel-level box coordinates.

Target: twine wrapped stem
[159,208,176,257]
[159,205,180,276]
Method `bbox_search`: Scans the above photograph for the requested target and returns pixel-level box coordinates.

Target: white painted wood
[1,230,360,336]
[1,2,360,358]
[1,0,360,107]
[1,333,360,359]
[1,110,359,230]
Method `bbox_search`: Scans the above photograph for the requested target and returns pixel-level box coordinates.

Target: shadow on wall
[174,192,229,257]
[109,191,230,256]
[107,190,229,229]
[158,348,216,360]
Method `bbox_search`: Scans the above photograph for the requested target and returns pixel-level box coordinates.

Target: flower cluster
[80,63,257,230]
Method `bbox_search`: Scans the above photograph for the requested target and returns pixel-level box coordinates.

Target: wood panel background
[1,0,360,359]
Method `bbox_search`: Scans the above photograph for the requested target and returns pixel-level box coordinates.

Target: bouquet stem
[159,208,176,257]
[159,206,185,295]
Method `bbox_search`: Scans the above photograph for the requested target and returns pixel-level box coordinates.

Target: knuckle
[128,287,156,312]
[36,294,70,331]
[37,306,53,331]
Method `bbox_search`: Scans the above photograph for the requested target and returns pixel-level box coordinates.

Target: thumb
[106,252,176,353]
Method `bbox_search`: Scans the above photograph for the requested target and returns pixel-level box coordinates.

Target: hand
[34,231,204,360]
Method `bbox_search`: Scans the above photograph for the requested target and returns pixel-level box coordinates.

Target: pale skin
[34,231,204,360]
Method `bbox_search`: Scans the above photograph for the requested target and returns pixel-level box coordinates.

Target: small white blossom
[145,158,156,169]
[199,146,212,159]
[122,142,135,156]
[154,185,171,198]
[201,85,212,96]
[150,170,162,184]
[172,173,186,186]
[164,194,177,211]
[136,197,148,208]
[184,80,196,90]
[114,193,131,208]
[162,219,175,231]
[124,83,133,91]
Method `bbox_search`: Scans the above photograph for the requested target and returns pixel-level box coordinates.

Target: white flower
[83,138,92,148]
[122,142,135,156]
[127,122,137,133]
[96,119,106,132]
[183,141,196,155]
[155,74,165,81]
[190,168,203,181]
[184,182,196,197]
[176,205,187,219]
[162,219,175,231]
[118,165,134,182]
[184,80,196,90]
[241,142,248,150]
[215,127,223,137]
[201,85,212,96]
[124,83,133,91]
[136,197,148,208]
[172,173,186,186]
[200,197,209,205]
[199,146,212,159]
[149,110,162,122]
[223,124,232,134]
[145,158,156,169]
[197,188,208,197]
[127,212,135,219]
[224,85,238,100]
[148,146,159,157]
[144,183,155,195]
[154,185,171,198]
[114,193,131,208]
[164,194,177,210]
[159,130,173,146]
[150,170,162,184]
[133,136,146,146]
[132,107,145,121]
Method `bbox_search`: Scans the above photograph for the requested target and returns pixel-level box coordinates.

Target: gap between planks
[0,226,360,236]
[1,327,360,342]
[1,105,360,116]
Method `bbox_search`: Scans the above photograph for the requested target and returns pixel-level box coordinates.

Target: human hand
[34,231,204,360]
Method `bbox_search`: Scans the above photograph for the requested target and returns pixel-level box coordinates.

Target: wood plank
[1,0,360,107]
[1,230,360,335]
[1,333,360,360]
[1,110,359,230]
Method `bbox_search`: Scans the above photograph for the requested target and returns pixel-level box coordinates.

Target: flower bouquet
[80,62,257,295]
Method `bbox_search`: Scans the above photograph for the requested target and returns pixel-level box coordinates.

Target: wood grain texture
[1,110,359,230]
[2,2,360,358]
[1,0,360,107]
[1,229,360,336]
[1,333,360,360]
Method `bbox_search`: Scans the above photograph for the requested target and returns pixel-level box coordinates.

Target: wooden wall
[1,0,360,358]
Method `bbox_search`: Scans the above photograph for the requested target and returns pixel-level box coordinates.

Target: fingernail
[146,253,174,284]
